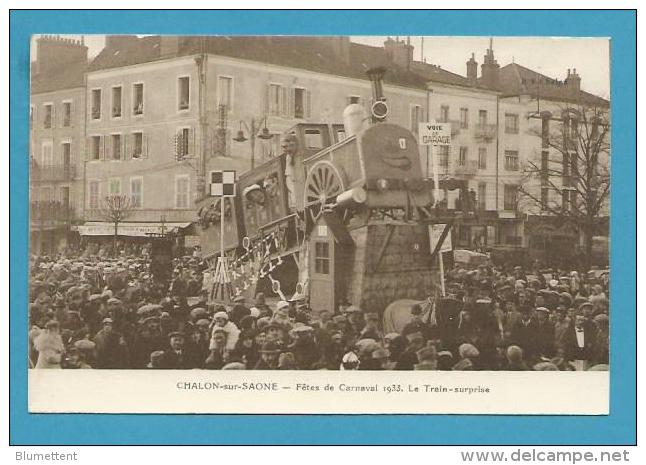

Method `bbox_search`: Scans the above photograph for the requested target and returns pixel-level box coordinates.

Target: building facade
[30,36,88,254]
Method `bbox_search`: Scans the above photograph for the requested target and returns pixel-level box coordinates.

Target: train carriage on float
[196,68,473,317]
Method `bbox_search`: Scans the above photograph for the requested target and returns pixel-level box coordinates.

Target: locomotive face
[359,124,421,181]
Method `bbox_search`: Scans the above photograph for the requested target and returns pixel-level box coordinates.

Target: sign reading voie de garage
[418,121,451,146]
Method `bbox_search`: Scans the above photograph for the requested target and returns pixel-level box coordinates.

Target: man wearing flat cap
[93,317,129,369]
[229,295,251,327]
[158,332,199,369]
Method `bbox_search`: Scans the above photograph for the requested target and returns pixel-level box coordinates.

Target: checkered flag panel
[210,170,236,197]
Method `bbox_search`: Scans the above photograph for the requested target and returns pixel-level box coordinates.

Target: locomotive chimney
[366,67,389,123]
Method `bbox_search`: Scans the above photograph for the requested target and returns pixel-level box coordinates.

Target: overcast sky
[32,35,610,99]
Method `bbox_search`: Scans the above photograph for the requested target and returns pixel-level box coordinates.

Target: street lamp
[233,116,272,170]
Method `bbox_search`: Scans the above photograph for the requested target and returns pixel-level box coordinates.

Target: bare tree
[519,104,610,268]
[101,194,133,256]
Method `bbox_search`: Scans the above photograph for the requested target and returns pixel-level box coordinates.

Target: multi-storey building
[30,35,88,254]
[30,35,608,260]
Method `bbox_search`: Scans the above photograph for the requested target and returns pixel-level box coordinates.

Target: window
[440,105,449,123]
[267,83,287,116]
[504,150,519,171]
[410,105,423,133]
[478,110,488,127]
[314,242,330,274]
[175,175,190,208]
[89,181,100,209]
[111,134,122,160]
[133,83,144,115]
[41,141,53,166]
[91,89,101,120]
[109,178,121,195]
[90,135,102,160]
[504,184,518,210]
[458,147,468,166]
[177,127,194,158]
[477,147,487,169]
[218,76,233,111]
[177,76,190,111]
[438,145,450,168]
[459,108,469,129]
[130,177,143,208]
[43,104,53,129]
[563,151,571,179]
[505,113,519,134]
[61,142,71,168]
[478,183,487,210]
[132,132,144,159]
[112,86,122,118]
[304,129,323,150]
[62,101,72,127]
[294,87,305,119]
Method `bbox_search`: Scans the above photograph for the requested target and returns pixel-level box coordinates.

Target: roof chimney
[384,36,413,70]
[329,36,350,65]
[466,52,478,86]
[480,38,500,89]
[565,67,581,98]
[34,35,88,75]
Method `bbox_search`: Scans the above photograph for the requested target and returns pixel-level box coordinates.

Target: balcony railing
[474,123,498,142]
[31,164,77,182]
[454,160,479,177]
[30,201,75,227]
[85,208,196,223]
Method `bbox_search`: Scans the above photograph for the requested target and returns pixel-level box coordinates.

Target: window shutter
[281,86,289,117]
[265,84,270,115]
[70,101,75,127]
[120,135,126,161]
[51,105,56,128]
[99,136,105,161]
[290,87,296,118]
[124,134,131,160]
[306,90,312,118]
[105,135,112,160]
[188,128,195,156]
[143,134,149,159]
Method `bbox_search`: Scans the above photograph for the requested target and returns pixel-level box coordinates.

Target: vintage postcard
[27,34,610,414]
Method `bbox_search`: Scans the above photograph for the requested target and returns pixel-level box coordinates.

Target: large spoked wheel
[303,161,344,221]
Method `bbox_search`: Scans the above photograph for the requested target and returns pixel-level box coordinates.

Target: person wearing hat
[225,328,254,366]
[414,346,438,370]
[534,306,555,359]
[288,325,319,369]
[592,314,609,365]
[252,292,272,319]
[92,317,129,369]
[229,295,251,328]
[564,311,598,370]
[33,320,65,369]
[505,345,529,371]
[359,311,382,341]
[210,311,240,352]
[130,316,166,368]
[395,330,426,370]
[509,303,539,362]
[204,327,228,369]
[254,341,282,369]
[158,332,199,369]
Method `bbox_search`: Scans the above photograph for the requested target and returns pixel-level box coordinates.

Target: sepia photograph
[27,33,610,384]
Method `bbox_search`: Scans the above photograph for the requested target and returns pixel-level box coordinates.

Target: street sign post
[429,223,453,296]
[418,121,452,211]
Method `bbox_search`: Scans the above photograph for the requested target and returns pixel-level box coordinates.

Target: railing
[31,164,77,182]
[474,123,498,142]
[84,208,196,223]
[30,201,75,226]
[453,160,479,177]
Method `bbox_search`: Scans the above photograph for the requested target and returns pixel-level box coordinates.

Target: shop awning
[75,222,192,237]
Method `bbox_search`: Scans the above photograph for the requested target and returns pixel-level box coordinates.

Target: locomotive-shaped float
[196,68,470,315]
